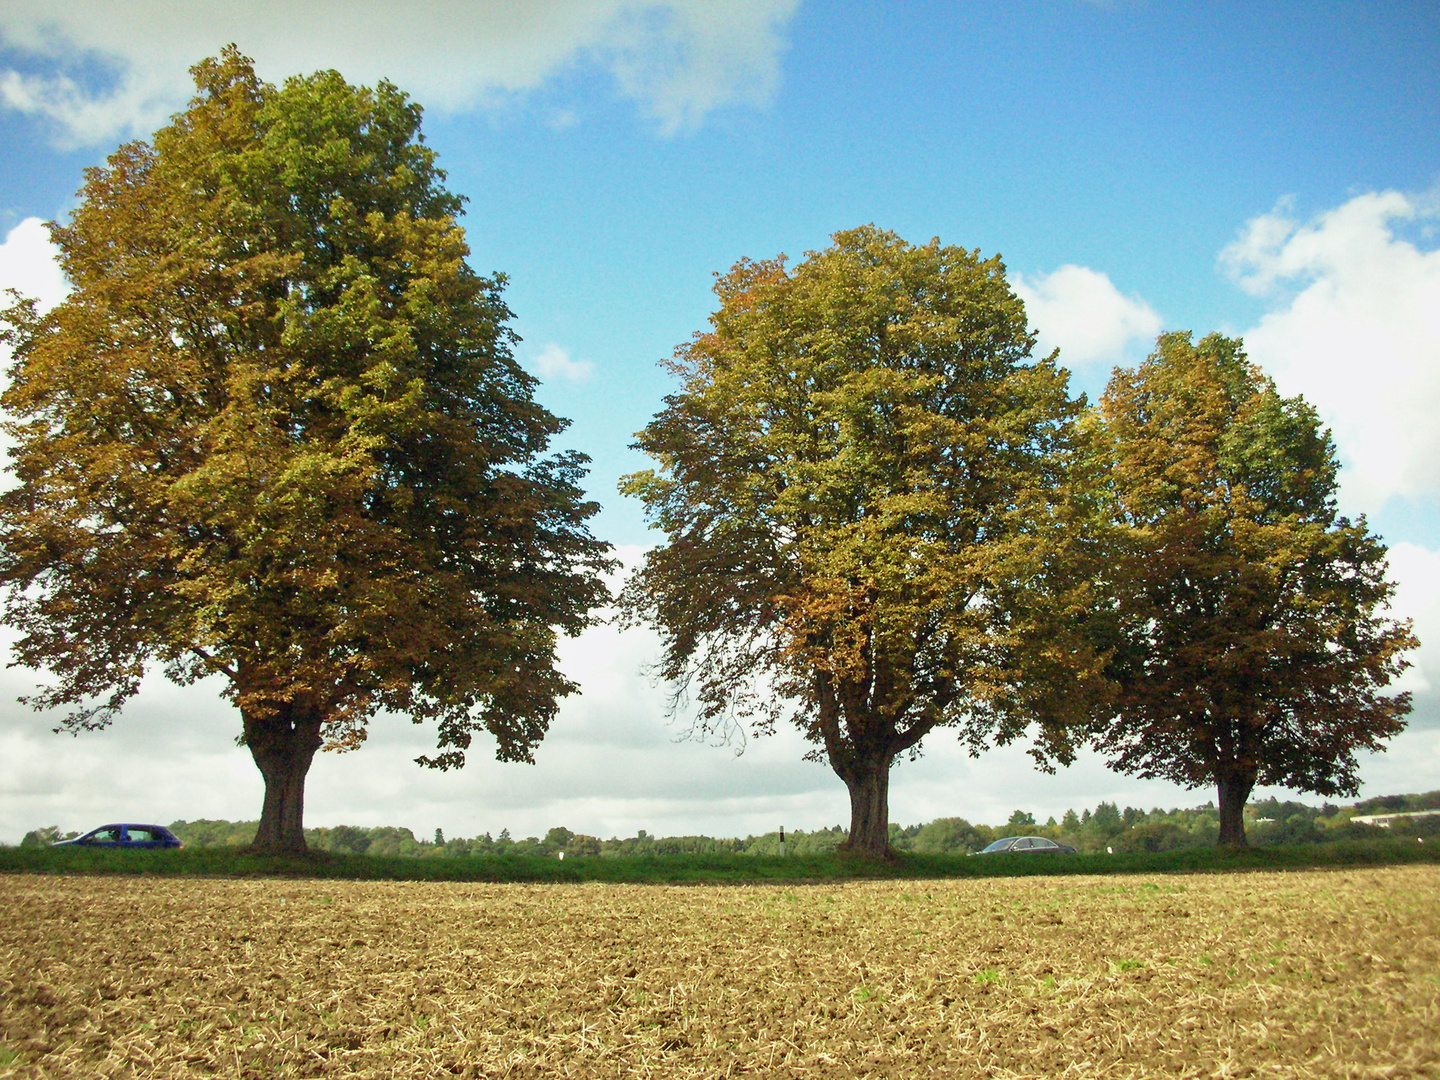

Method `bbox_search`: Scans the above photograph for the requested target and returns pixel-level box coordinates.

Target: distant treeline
[20,790,1439,856]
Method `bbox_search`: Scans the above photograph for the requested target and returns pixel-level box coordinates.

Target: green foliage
[543,826,575,849]
[620,226,1112,854]
[0,48,611,849]
[565,834,602,857]
[327,825,373,855]
[1113,823,1194,854]
[1094,332,1415,847]
[600,832,748,857]
[63,788,1401,862]
[1352,791,1440,814]
[169,819,258,847]
[910,817,993,855]
[21,787,1433,866]
[19,826,77,847]
[1089,802,1124,838]
[746,826,846,857]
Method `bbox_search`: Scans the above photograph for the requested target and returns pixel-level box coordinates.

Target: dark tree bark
[835,750,895,859]
[244,702,324,854]
[1216,769,1255,850]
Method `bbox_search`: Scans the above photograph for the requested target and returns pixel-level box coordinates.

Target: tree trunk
[1216,769,1255,850]
[244,702,324,855]
[837,752,894,859]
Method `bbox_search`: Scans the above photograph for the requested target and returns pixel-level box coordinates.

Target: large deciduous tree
[1094,332,1414,848]
[620,226,1110,858]
[0,49,612,853]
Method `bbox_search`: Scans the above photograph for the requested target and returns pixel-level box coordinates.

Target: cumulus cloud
[0,217,67,312]
[601,1,797,133]
[0,0,800,147]
[1383,541,1440,699]
[528,342,595,383]
[1223,190,1440,513]
[1222,191,1440,745]
[1012,263,1162,368]
[0,218,68,472]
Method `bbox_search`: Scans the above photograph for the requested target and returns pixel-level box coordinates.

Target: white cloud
[0,218,68,475]
[0,0,800,147]
[602,1,796,133]
[1384,542,1440,697]
[1012,263,1162,367]
[0,217,67,312]
[529,342,595,383]
[1220,192,1440,750]
[1351,727,1440,798]
[1223,190,1440,513]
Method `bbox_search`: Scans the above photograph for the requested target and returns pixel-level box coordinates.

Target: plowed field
[2,866,1437,1078]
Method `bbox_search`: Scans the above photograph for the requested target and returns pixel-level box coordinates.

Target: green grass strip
[2,838,1437,884]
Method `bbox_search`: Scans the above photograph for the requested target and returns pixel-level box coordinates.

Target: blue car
[53,824,183,849]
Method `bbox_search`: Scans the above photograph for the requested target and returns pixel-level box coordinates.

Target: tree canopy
[0,49,612,852]
[1093,331,1414,847]
[620,226,1111,857]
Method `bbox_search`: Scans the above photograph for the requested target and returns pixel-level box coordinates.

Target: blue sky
[1,1,1438,844]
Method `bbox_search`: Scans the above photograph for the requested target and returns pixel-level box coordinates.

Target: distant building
[1349,809,1440,828]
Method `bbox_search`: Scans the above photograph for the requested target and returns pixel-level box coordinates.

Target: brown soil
[2,867,1437,1078]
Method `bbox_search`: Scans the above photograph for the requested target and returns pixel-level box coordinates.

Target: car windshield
[980,839,1016,853]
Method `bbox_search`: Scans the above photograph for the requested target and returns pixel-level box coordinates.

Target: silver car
[976,835,1076,854]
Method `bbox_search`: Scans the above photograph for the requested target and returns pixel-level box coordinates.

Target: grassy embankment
[2,837,1436,884]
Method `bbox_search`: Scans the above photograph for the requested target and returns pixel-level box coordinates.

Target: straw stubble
[2,867,1437,1077]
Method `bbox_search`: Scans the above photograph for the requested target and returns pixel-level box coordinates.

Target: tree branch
[191,646,238,682]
